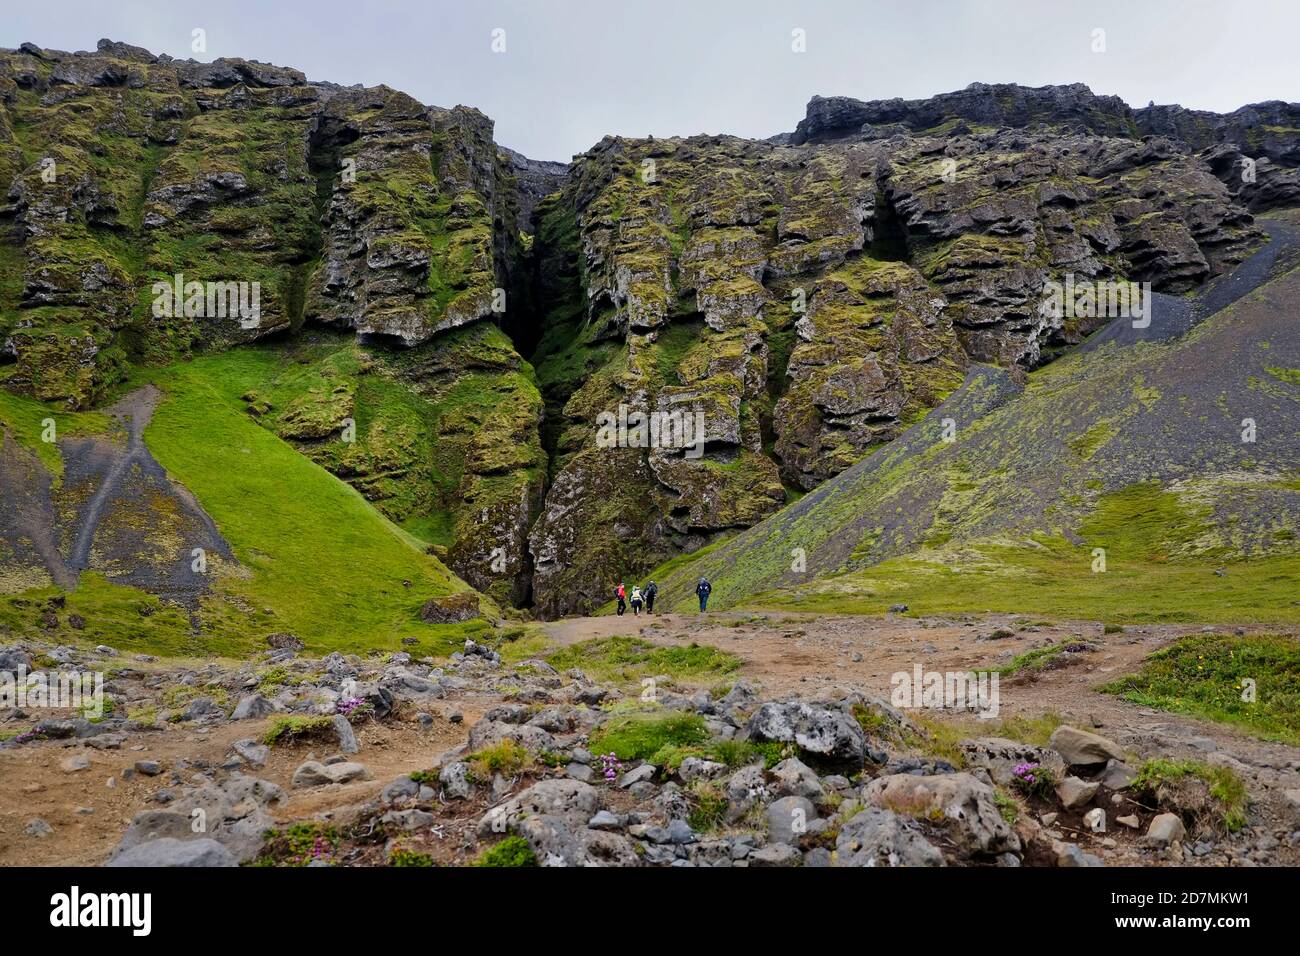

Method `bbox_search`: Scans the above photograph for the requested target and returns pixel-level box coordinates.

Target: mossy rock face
[0,42,544,606]
[523,105,1270,614]
[0,41,520,410]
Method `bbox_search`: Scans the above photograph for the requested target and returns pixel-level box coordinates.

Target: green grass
[472,835,536,867]
[133,349,493,654]
[1101,633,1300,745]
[388,847,436,867]
[749,540,1300,626]
[466,739,532,780]
[0,387,112,475]
[587,708,711,762]
[995,642,1071,676]
[263,714,335,747]
[546,636,742,686]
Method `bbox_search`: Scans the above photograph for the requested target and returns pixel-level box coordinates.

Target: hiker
[615,581,627,616]
[630,585,644,616]
[696,577,712,612]
[644,580,658,614]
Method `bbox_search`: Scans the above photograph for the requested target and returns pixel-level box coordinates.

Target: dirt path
[0,698,490,867]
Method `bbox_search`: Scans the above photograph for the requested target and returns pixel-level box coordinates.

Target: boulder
[291,760,370,787]
[769,757,825,799]
[863,772,1020,855]
[230,694,278,720]
[767,796,816,845]
[746,700,867,763]
[834,808,945,867]
[419,592,481,624]
[332,714,359,754]
[477,779,602,836]
[106,838,237,868]
[1049,725,1125,768]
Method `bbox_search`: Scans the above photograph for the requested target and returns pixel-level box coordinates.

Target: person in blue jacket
[695,577,712,612]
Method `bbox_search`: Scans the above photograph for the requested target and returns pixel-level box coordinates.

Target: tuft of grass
[389,847,436,867]
[996,642,1070,676]
[546,636,741,686]
[687,782,729,833]
[254,821,339,866]
[472,835,536,867]
[993,789,1022,824]
[466,739,532,780]
[1131,758,1249,833]
[1101,633,1300,745]
[263,714,335,747]
[588,709,710,762]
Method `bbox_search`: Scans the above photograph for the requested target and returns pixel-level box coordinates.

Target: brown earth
[2,610,1297,866]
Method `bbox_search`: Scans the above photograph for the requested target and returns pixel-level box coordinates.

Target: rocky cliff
[3,42,1297,620]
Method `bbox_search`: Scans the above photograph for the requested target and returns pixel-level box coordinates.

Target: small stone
[618,764,657,788]
[231,694,277,720]
[25,818,54,838]
[232,738,269,768]
[1099,759,1136,790]
[60,754,90,773]
[565,762,593,782]
[588,810,622,830]
[1146,813,1187,846]
[331,714,359,754]
[134,760,163,776]
[1083,808,1106,833]
[1055,776,1099,810]
[1117,814,1140,829]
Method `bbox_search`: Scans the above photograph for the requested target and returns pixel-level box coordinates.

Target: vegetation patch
[1131,758,1249,833]
[587,709,710,762]
[546,636,742,686]
[263,714,335,747]
[254,822,340,866]
[388,847,436,867]
[1101,633,1300,744]
[466,739,532,780]
[472,835,537,867]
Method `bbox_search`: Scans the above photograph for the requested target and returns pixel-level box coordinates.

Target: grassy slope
[1,347,494,657]
[0,388,112,475]
[135,350,493,654]
[645,268,1300,625]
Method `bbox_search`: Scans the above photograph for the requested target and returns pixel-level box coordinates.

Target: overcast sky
[4,0,1298,162]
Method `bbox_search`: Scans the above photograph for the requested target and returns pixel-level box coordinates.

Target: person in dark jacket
[695,577,712,612]
[643,581,658,614]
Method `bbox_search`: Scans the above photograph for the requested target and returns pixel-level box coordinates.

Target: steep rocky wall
[524,110,1267,616]
[0,40,545,606]
[3,45,1295,620]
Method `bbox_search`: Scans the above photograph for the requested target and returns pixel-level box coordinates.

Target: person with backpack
[695,577,712,612]
[630,585,644,615]
[643,581,658,614]
[615,581,627,616]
